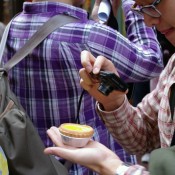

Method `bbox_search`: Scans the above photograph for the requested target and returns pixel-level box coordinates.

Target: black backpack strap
[169,83,175,146]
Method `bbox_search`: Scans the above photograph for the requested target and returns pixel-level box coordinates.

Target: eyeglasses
[131,0,162,18]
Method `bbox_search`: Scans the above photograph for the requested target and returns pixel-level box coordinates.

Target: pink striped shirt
[97,53,175,174]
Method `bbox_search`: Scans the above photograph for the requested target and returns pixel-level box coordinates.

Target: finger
[93,55,117,74]
[81,50,96,73]
[79,68,100,92]
[47,126,64,147]
[92,55,106,74]
[44,147,79,163]
[79,68,94,85]
[80,79,94,92]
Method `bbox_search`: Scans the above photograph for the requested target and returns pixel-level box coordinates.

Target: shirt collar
[23,2,88,22]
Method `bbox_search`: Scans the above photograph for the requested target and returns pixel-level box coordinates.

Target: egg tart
[58,123,94,147]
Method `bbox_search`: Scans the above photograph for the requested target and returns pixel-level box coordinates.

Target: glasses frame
[132,0,162,18]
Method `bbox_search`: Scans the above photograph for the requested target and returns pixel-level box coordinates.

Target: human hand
[91,0,121,22]
[90,0,101,22]
[44,126,123,175]
[79,50,127,111]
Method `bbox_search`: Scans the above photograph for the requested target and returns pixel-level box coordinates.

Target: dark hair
[156,30,175,66]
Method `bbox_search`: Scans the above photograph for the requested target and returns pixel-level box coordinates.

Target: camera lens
[98,83,113,96]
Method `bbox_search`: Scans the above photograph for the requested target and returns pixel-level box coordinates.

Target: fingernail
[93,67,99,74]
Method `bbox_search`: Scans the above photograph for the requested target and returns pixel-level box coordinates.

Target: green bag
[149,146,175,175]
[0,14,78,175]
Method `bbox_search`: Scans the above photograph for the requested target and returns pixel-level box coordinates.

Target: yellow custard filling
[59,123,94,138]
[64,125,89,132]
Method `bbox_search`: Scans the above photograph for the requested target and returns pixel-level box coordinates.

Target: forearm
[99,94,125,111]
[88,27,163,82]
[118,0,164,81]
[122,0,158,47]
[96,95,160,155]
[97,158,123,175]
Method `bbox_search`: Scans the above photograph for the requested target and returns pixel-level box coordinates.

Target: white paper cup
[60,133,91,147]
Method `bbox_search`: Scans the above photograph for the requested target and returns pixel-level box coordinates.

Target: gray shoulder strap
[0,14,79,71]
[0,21,12,64]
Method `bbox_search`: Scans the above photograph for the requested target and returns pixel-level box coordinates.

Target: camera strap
[75,89,86,124]
[169,83,175,146]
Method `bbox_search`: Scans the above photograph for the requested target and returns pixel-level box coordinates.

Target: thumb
[44,147,59,155]
[44,147,77,162]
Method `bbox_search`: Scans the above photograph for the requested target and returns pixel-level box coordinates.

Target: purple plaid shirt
[2,1,163,174]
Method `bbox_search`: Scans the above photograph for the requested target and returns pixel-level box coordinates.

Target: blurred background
[0,0,125,33]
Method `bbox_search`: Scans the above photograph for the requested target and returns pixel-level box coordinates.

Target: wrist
[101,95,125,111]
[115,162,130,175]
[99,159,123,175]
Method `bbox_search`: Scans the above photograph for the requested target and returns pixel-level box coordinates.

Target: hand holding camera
[89,71,128,96]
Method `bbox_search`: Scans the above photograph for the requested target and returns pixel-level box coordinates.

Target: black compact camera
[89,71,128,96]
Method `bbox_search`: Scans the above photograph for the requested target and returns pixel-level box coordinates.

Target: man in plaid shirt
[45,0,175,174]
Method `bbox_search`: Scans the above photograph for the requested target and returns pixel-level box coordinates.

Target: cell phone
[89,71,128,96]
[98,0,111,23]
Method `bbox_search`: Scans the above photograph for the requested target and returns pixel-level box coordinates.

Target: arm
[80,50,163,155]
[87,0,163,82]
[122,0,157,48]
[44,127,149,175]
